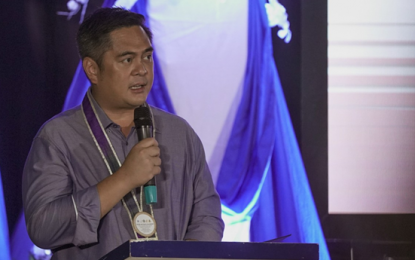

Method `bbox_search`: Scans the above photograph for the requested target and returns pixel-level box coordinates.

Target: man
[22,8,224,259]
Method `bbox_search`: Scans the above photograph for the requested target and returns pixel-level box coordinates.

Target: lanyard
[81,90,157,240]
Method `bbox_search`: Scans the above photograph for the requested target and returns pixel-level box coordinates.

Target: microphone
[134,106,157,205]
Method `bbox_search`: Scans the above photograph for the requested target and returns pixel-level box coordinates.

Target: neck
[91,87,135,136]
[104,109,134,137]
[103,109,134,128]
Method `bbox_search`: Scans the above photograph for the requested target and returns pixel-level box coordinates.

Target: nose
[133,61,147,76]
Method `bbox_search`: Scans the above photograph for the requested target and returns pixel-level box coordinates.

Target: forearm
[97,138,161,217]
[184,193,224,241]
[25,170,132,249]
[97,167,134,218]
[26,196,76,249]
[25,186,101,249]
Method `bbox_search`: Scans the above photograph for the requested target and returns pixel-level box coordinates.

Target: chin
[129,100,147,108]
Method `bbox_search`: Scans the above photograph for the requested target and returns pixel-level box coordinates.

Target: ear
[82,57,100,84]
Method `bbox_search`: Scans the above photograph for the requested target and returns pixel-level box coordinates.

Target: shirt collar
[87,88,161,134]
[88,88,116,129]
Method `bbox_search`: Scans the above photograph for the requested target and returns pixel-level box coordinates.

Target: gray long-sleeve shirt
[22,93,224,259]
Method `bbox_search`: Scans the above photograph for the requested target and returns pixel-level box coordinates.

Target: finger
[152,166,161,175]
[151,157,161,167]
[145,146,160,157]
[137,138,158,148]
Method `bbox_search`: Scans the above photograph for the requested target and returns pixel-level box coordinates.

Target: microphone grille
[134,106,153,127]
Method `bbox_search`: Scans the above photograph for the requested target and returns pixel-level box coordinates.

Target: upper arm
[184,129,224,241]
[23,136,73,219]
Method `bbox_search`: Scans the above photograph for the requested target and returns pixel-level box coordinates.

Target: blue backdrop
[0,169,11,260]
[215,1,330,259]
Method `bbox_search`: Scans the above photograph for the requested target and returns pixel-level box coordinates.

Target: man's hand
[97,138,161,218]
[119,138,161,190]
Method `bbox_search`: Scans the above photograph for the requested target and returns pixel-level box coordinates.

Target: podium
[100,240,319,260]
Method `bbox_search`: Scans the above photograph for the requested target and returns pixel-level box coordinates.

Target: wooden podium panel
[100,240,318,260]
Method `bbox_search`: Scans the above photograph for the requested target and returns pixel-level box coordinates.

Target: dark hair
[76,8,152,68]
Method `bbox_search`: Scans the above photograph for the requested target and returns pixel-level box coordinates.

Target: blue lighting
[0,168,11,260]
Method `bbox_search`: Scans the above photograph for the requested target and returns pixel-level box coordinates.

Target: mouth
[129,84,146,90]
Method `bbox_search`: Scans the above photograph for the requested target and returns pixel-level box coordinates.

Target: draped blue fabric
[10,214,33,260]
[0,169,11,260]
[216,0,276,214]
[63,0,175,113]
[216,1,330,259]
[63,63,89,110]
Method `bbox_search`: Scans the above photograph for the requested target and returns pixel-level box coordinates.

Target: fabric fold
[216,1,330,259]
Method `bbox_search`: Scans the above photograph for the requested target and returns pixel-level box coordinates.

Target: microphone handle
[137,125,157,204]
[137,125,153,140]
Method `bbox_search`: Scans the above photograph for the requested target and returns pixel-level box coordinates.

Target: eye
[123,57,133,63]
[144,54,153,61]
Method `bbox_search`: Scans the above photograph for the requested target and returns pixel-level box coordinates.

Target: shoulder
[151,106,194,133]
[35,105,85,142]
[150,106,205,156]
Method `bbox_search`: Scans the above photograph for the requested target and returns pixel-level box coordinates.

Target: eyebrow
[117,47,154,58]
[144,47,154,53]
[117,51,136,58]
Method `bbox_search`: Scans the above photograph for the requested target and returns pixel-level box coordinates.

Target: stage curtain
[215,0,330,259]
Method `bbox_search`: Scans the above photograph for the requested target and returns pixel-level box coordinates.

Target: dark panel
[271,0,302,147]
[271,0,328,237]
[327,239,415,260]
[0,0,103,235]
[327,215,415,241]
[299,0,328,227]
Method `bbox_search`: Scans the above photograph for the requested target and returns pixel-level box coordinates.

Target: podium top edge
[129,240,319,246]
[122,240,319,260]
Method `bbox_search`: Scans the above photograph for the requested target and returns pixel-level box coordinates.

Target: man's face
[94,25,154,111]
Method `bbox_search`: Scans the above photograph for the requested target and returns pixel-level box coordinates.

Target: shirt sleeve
[22,135,101,249]
[183,132,224,241]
